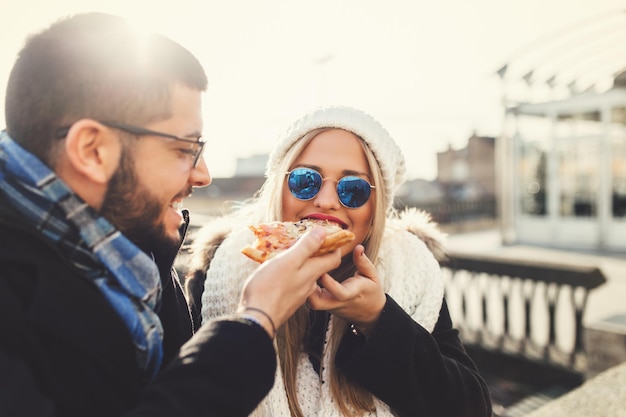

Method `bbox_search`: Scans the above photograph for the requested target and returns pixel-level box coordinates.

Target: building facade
[437,135,496,200]
[500,72,626,252]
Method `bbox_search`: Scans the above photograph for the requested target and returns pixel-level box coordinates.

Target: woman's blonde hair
[256,127,391,416]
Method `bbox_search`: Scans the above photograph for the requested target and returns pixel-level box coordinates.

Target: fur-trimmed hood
[388,207,447,262]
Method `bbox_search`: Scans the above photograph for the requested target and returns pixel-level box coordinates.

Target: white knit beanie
[266,105,407,210]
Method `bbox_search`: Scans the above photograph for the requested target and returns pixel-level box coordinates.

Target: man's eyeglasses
[286,167,375,209]
[55,121,205,167]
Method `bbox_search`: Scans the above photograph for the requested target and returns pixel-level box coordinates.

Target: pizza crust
[241,219,355,263]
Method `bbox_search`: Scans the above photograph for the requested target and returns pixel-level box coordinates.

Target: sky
[1,0,625,180]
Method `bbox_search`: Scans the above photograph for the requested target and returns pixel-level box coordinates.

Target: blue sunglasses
[286,167,375,208]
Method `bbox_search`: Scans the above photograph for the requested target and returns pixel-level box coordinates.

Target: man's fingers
[288,226,326,258]
[279,226,342,272]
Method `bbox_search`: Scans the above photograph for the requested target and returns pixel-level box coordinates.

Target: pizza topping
[241,219,355,263]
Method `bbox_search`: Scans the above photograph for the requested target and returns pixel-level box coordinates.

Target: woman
[186,106,492,417]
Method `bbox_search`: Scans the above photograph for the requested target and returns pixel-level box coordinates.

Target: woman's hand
[307,245,386,335]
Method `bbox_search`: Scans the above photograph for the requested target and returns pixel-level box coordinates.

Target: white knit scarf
[200,212,444,417]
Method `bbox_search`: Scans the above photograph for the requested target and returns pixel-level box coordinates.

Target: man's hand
[237,226,341,338]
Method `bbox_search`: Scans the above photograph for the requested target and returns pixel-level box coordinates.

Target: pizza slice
[241,219,355,263]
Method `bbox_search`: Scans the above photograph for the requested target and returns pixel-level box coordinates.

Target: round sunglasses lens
[288,168,322,200]
[337,177,371,208]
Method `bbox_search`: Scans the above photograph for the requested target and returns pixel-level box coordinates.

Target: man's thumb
[291,226,326,257]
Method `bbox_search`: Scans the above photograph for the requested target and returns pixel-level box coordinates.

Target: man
[0,12,340,417]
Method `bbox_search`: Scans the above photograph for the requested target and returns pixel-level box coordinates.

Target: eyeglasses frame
[55,120,206,167]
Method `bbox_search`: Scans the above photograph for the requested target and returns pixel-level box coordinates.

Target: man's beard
[99,152,181,261]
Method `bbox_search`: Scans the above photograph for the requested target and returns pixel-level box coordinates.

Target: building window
[555,111,601,137]
[611,106,626,126]
[558,139,598,218]
[516,115,551,216]
[611,111,626,218]
[519,142,548,215]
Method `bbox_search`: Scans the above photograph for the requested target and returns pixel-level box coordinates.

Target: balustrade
[442,252,607,415]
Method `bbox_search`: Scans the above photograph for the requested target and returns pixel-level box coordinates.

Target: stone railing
[442,252,607,416]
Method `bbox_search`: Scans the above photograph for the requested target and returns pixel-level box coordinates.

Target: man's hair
[5,12,208,166]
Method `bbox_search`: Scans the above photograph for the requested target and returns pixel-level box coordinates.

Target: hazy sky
[1,0,625,179]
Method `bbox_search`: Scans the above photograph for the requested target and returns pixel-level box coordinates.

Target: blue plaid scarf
[0,132,163,379]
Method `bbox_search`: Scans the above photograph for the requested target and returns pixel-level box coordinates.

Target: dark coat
[0,198,275,417]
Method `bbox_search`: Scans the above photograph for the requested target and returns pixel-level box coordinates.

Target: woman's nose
[313,181,340,209]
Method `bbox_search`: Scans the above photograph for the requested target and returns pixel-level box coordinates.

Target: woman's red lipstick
[304,213,348,229]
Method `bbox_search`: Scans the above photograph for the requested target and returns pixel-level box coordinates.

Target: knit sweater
[188,208,451,416]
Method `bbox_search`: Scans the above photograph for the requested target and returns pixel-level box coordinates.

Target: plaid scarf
[0,132,163,379]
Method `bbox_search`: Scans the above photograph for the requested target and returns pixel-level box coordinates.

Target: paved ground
[526,360,626,417]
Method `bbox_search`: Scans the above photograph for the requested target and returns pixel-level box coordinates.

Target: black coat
[0,200,275,417]
[332,297,493,416]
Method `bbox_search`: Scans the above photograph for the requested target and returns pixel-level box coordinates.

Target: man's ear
[63,119,122,184]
